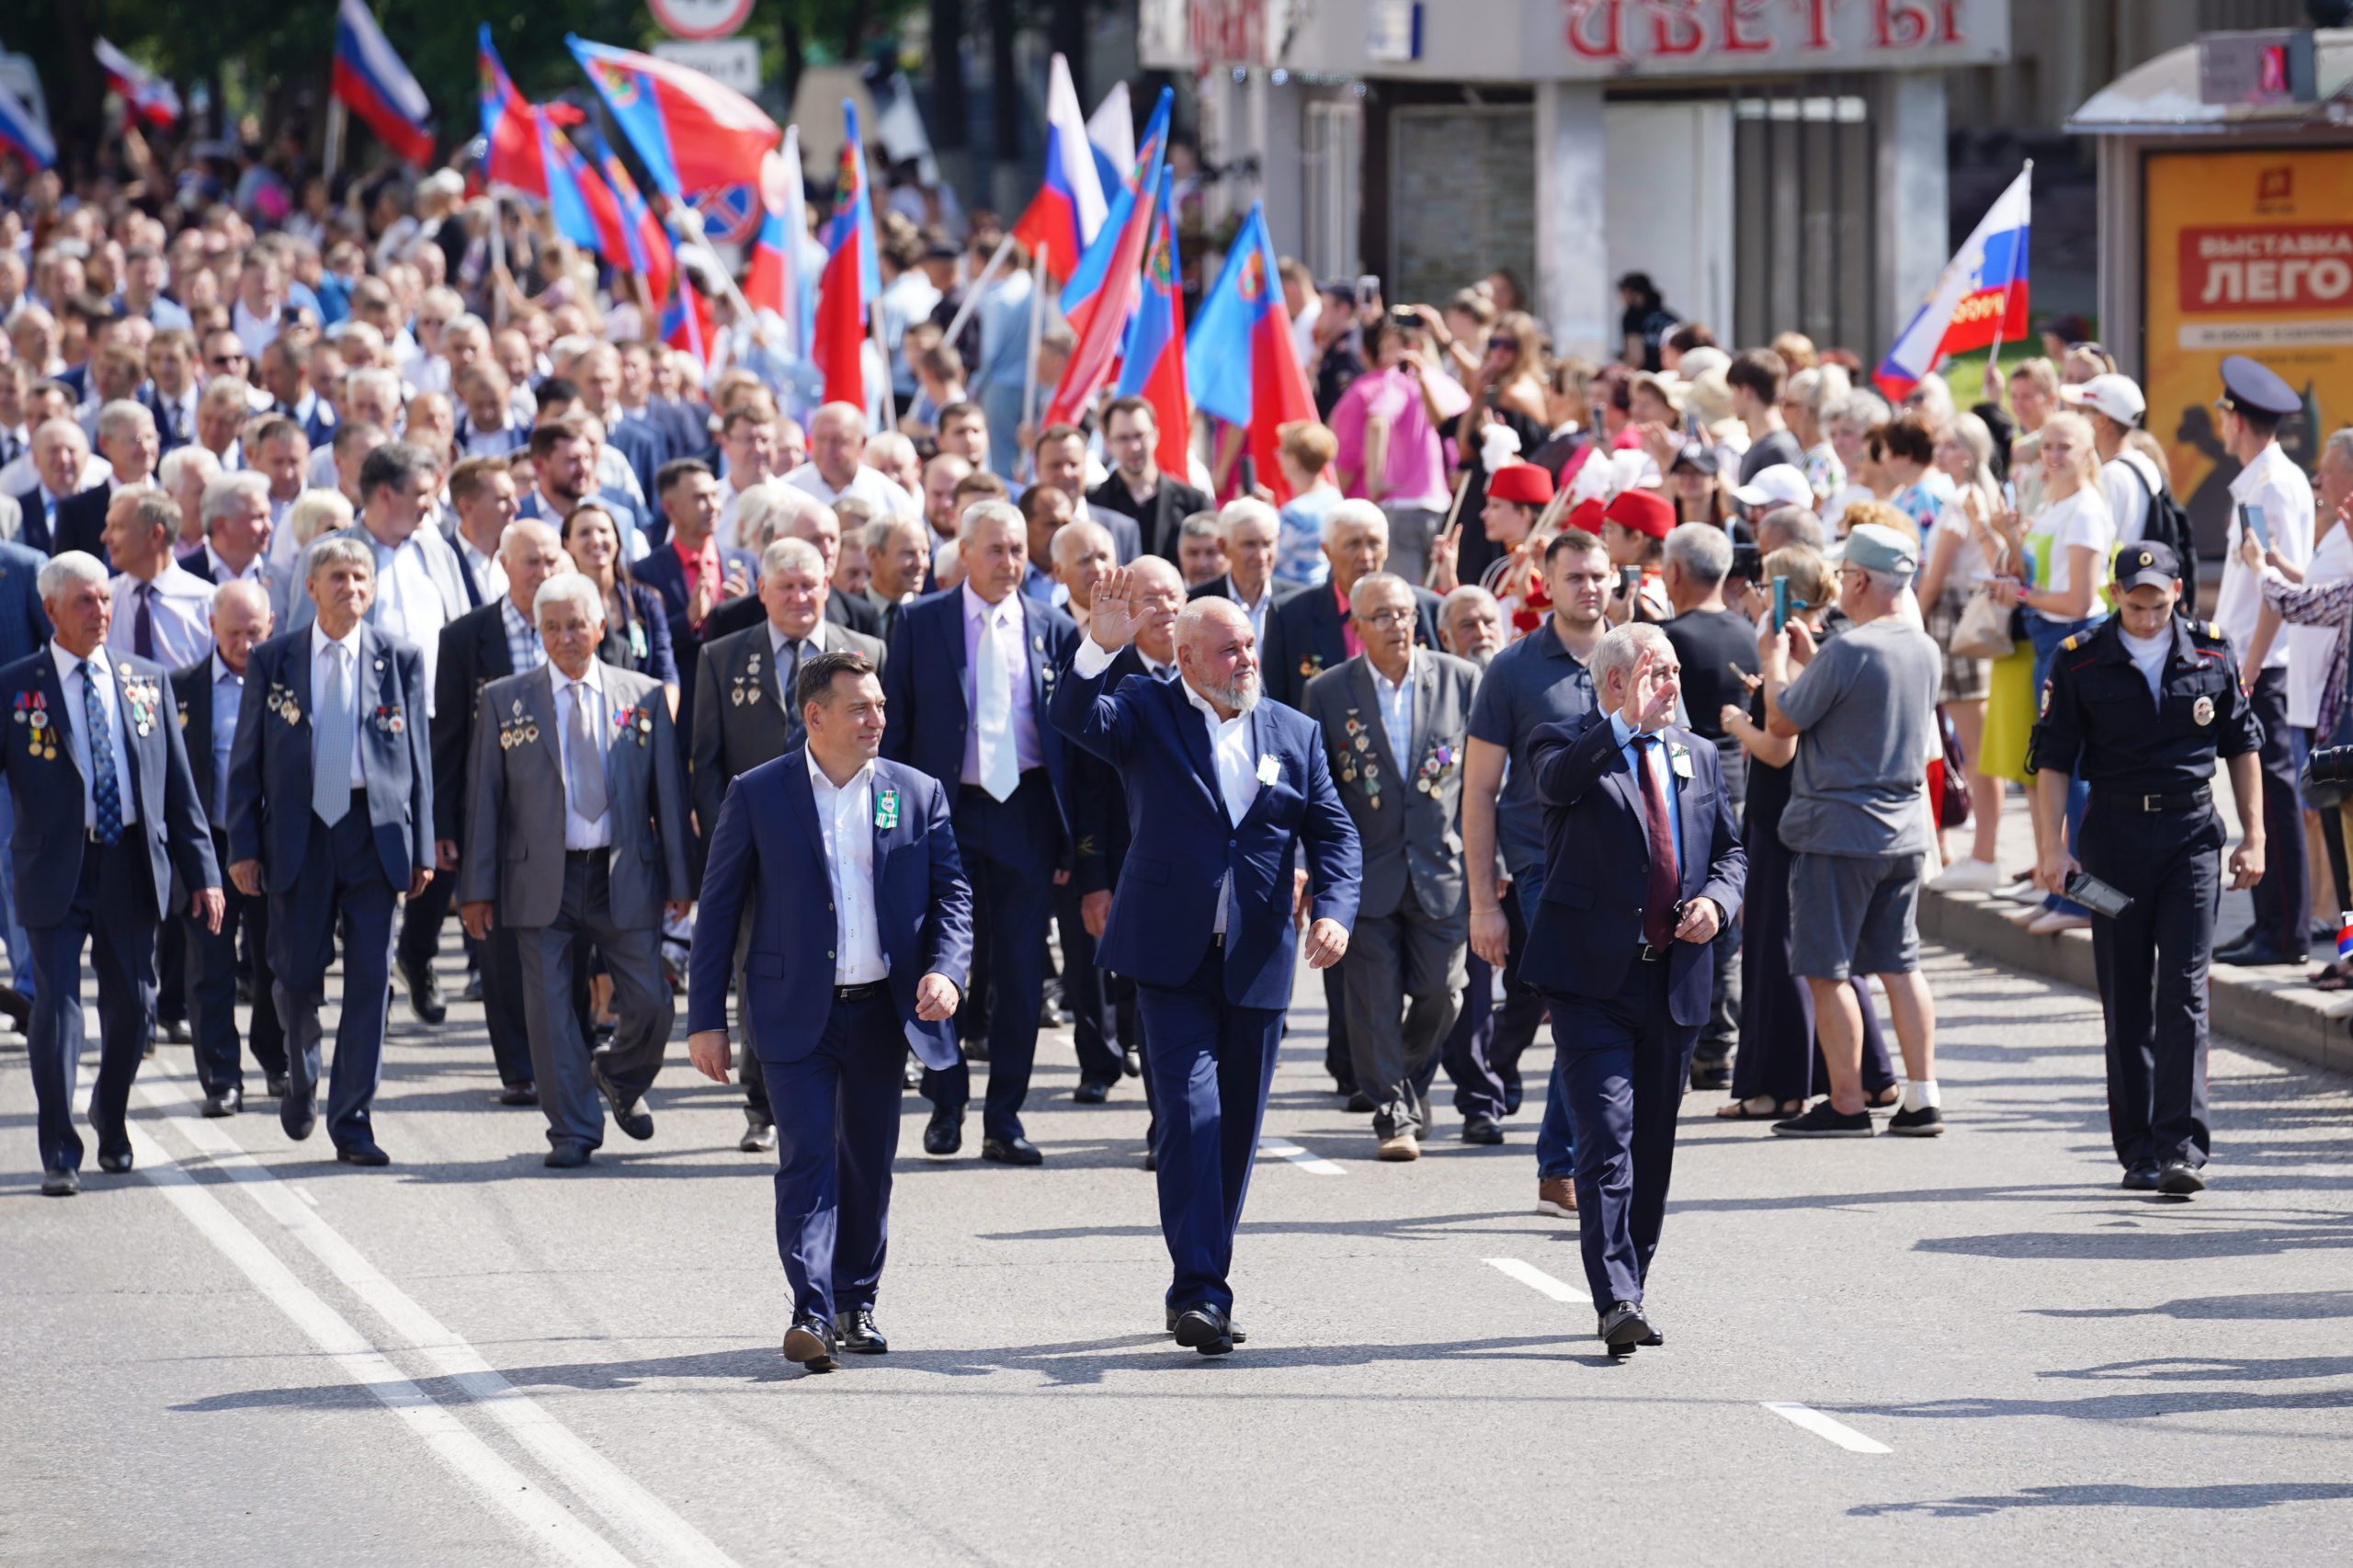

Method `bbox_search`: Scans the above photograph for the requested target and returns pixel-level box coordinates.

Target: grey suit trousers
[1342,897,1469,1139]
[514,855,674,1148]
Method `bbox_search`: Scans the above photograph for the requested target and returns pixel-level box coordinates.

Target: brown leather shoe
[1536,1176,1578,1217]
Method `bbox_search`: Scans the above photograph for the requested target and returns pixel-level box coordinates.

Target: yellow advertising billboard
[2143,146,2353,547]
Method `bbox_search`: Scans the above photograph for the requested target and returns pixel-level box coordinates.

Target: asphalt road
[5,940,2351,1566]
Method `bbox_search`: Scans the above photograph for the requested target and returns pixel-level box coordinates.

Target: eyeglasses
[210,352,245,367]
[1358,608,1416,629]
[1485,337,1515,353]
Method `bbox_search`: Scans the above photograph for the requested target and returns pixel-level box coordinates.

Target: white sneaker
[1932,858,2004,892]
[2027,910,2091,936]
[1998,877,2045,904]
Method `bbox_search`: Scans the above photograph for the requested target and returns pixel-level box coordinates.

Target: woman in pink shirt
[1330,316,1469,583]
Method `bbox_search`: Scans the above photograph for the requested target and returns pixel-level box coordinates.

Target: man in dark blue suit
[1051,567,1361,1355]
[1521,622,1746,1354]
[227,538,437,1166]
[3,552,223,1196]
[881,499,1076,1165]
[0,537,53,1027]
[688,649,972,1371]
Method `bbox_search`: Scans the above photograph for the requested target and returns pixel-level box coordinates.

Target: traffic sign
[651,39,761,97]
[649,0,753,42]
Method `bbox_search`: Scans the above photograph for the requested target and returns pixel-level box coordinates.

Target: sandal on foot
[1715,1096,1801,1120]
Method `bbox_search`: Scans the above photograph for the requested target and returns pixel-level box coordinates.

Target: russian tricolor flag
[1086,84,1135,210]
[0,79,54,171]
[566,34,779,199]
[1875,166,2031,400]
[333,0,434,168]
[1010,53,1106,283]
[744,129,813,364]
[813,102,882,411]
[1057,86,1170,355]
[1113,171,1189,480]
[1188,200,1319,504]
[95,40,180,129]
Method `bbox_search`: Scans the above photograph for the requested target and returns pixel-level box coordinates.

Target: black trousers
[396,855,455,974]
[1693,741,1747,1070]
[1441,887,1548,1120]
[185,832,286,1096]
[2246,670,2308,953]
[1054,880,1123,1085]
[2083,798,2220,1171]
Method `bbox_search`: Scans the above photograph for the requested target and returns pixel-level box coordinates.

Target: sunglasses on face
[1486,337,1515,353]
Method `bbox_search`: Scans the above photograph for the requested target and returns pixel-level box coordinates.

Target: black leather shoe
[1461,1115,1504,1146]
[40,1166,77,1197]
[1173,1305,1234,1356]
[2158,1158,2207,1196]
[158,1017,191,1045]
[2218,941,2303,968]
[97,1143,132,1175]
[1688,1061,1733,1091]
[1142,1146,1157,1172]
[460,970,483,1003]
[591,1058,654,1141]
[782,1316,839,1371]
[0,983,28,1029]
[961,1037,991,1063]
[981,1135,1043,1166]
[266,1074,291,1100]
[1165,1306,1247,1344]
[336,1142,392,1167]
[1072,1077,1112,1104]
[399,960,448,1025]
[281,1088,317,1142]
[497,1082,540,1107]
[202,1086,243,1118]
[1598,1301,1653,1350]
[1345,1090,1375,1114]
[740,1110,777,1153]
[2120,1159,2163,1192]
[835,1307,889,1354]
[543,1140,593,1169]
[923,1107,963,1157]
[1122,1047,1142,1078]
[1502,1077,1524,1116]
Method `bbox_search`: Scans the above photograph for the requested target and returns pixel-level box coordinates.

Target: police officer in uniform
[2029,542,2264,1199]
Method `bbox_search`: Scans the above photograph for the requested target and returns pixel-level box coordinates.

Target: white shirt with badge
[807,751,889,985]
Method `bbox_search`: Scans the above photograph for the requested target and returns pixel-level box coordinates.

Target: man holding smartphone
[2029,542,2265,1198]
[2212,356,2315,968]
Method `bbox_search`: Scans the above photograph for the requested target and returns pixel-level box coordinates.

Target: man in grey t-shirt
[1758,521,1945,1139]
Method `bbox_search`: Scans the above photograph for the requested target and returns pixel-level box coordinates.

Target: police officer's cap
[2113,540,2182,592]
[2218,355,2301,419]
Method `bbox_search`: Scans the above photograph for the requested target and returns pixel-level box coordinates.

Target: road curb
[1919,888,2353,1080]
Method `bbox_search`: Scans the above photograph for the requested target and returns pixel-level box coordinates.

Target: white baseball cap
[1729,463,1813,510]
[2064,372,2146,426]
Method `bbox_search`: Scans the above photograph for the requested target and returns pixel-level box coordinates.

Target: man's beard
[1198,666,1261,714]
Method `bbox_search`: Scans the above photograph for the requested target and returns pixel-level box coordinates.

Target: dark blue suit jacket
[0,542,53,666]
[1049,651,1361,1009]
[633,539,759,660]
[881,586,1079,847]
[688,752,973,1068]
[606,416,666,528]
[227,623,434,895]
[1519,711,1746,1029]
[0,644,219,927]
[47,483,115,565]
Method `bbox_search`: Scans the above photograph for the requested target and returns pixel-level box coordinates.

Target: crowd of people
[0,143,2339,1288]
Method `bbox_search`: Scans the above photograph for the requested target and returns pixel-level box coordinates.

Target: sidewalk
[1919,770,2353,1078]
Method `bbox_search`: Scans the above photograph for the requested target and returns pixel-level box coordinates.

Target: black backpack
[2124,456,2200,602]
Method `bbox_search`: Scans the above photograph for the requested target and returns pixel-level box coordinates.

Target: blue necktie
[83,663,123,846]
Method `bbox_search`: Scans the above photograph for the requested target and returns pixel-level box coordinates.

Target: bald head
[810,401,867,487]
[1174,596,1261,717]
[210,578,273,674]
[499,518,571,618]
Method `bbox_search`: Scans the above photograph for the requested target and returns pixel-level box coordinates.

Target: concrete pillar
[1259,80,1306,258]
[1876,72,1949,349]
[1533,80,1609,362]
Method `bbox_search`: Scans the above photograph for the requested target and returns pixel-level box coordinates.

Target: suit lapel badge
[371,705,406,734]
[121,675,157,738]
[269,680,301,726]
[176,699,189,730]
[1256,754,1280,788]
[874,784,901,831]
[1300,653,1324,679]
[1415,743,1455,795]
[1668,741,1693,779]
[24,692,53,759]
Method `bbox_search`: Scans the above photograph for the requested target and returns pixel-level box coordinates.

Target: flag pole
[486,186,508,329]
[1020,242,1048,476]
[942,229,1017,350]
[323,98,347,187]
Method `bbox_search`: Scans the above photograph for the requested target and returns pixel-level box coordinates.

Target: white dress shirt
[959,583,1044,784]
[311,622,367,789]
[786,462,918,522]
[1184,674,1259,936]
[366,528,452,699]
[50,642,141,831]
[457,533,508,605]
[2219,440,2317,672]
[551,664,612,850]
[1369,653,1416,766]
[207,653,243,826]
[807,751,888,984]
[107,563,217,670]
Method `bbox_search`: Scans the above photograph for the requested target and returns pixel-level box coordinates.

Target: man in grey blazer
[689,535,882,1152]
[227,538,436,1166]
[459,574,695,1167]
[1302,572,1481,1162]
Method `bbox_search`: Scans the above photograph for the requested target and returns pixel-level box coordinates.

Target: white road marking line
[1762,1402,1893,1454]
[1257,1138,1346,1176]
[118,1119,638,1568]
[1483,1257,1587,1305]
[136,1069,747,1568]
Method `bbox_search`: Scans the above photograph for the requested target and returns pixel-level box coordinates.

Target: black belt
[1638,943,1667,963]
[2094,784,2212,813]
[834,981,884,1002]
[564,848,606,863]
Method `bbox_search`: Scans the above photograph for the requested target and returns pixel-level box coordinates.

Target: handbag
[1949,516,2016,660]
[1936,709,1972,829]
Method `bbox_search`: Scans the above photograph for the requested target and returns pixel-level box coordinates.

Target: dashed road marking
[1256,1138,1346,1175]
[1762,1402,1893,1454]
[1483,1256,1588,1305]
